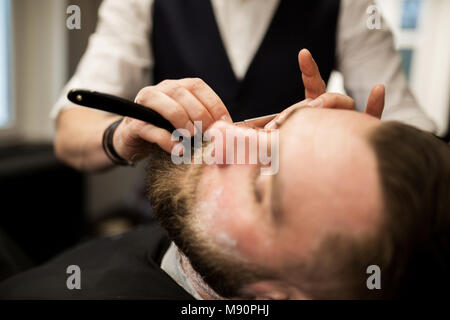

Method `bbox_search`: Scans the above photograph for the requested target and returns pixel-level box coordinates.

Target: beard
[146,144,271,298]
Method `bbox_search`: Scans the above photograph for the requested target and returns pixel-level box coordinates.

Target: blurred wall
[412,0,450,135]
[377,0,450,135]
[11,0,144,221]
[12,0,67,142]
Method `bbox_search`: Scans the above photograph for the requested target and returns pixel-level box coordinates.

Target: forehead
[278,108,381,171]
[275,108,382,254]
[282,107,381,137]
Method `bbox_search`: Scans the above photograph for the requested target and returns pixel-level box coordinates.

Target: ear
[238,281,310,300]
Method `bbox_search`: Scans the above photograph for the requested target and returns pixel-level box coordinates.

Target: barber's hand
[265,49,385,129]
[298,48,385,117]
[113,78,232,161]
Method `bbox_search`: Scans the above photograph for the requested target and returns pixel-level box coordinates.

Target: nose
[204,121,273,166]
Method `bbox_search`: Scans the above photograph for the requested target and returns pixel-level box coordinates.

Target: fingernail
[266,121,277,130]
[276,113,287,123]
[185,121,195,137]
[309,98,323,108]
[275,116,285,126]
[221,115,232,123]
[172,143,184,156]
[302,98,313,105]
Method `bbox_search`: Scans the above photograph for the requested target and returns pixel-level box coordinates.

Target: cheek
[193,167,276,261]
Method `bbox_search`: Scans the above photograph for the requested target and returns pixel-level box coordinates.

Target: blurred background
[0,0,449,273]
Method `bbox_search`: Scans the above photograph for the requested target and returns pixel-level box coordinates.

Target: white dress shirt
[51,0,436,132]
[160,242,204,300]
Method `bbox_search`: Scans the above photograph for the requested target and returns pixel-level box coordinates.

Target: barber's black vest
[152,0,340,121]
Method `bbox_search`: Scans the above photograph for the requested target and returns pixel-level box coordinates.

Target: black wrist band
[102,118,134,166]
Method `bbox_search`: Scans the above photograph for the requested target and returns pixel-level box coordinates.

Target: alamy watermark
[367,5,382,30]
[170,121,280,175]
[66,5,81,30]
[366,265,381,290]
[66,265,81,290]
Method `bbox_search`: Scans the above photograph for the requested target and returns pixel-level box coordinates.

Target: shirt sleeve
[50,0,154,120]
[336,0,436,132]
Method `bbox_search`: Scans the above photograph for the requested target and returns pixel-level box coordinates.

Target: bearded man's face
[147,107,383,298]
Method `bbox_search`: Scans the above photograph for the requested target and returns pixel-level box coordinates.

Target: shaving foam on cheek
[192,184,272,262]
[192,185,224,232]
[192,185,243,254]
[215,232,237,247]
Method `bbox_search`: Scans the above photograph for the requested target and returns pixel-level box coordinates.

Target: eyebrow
[269,106,309,223]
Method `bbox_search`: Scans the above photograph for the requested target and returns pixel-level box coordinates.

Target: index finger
[298,49,327,100]
[177,78,233,123]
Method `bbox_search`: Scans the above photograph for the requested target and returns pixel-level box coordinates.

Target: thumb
[365,84,385,119]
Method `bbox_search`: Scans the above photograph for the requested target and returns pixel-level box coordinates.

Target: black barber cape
[0,224,194,299]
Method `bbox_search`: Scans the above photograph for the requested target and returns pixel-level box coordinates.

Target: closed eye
[252,167,263,203]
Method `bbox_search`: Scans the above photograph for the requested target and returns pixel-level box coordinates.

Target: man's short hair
[303,122,450,299]
[367,122,450,298]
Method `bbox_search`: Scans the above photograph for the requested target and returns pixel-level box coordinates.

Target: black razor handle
[67,89,175,132]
